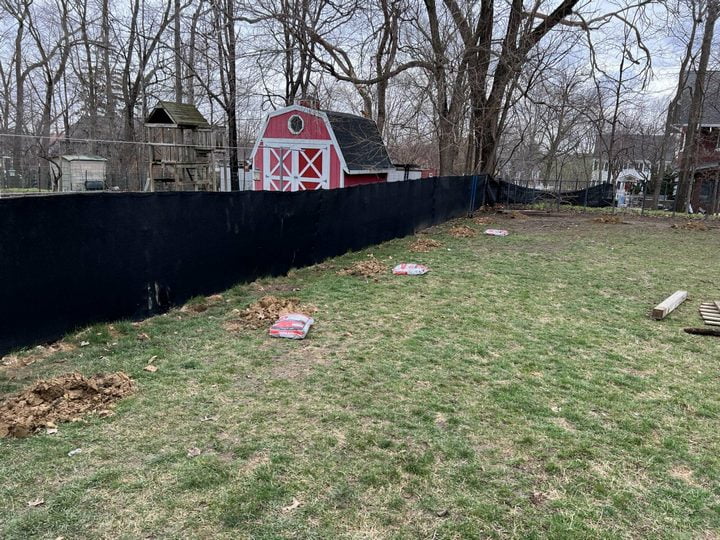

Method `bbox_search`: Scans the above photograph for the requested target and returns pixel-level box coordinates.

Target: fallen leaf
[144,365,158,373]
[27,498,45,507]
[282,498,301,512]
[46,428,58,435]
[187,447,202,458]
[435,508,449,517]
[68,448,82,457]
[148,355,158,363]
[137,332,150,341]
[80,341,90,347]
[200,416,217,422]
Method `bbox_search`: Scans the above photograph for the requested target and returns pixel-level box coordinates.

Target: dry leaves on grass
[337,255,387,277]
[1,342,77,371]
[448,225,477,238]
[410,237,442,252]
[0,372,135,438]
[225,295,317,331]
[509,210,528,220]
[672,221,709,231]
[593,215,623,224]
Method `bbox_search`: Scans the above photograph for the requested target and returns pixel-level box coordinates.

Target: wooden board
[699,301,720,326]
[652,291,688,320]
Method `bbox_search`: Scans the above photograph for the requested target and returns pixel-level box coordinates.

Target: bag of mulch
[484,229,509,237]
[269,314,314,339]
[392,263,429,276]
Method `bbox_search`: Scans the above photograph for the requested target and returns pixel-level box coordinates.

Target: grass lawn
[2,213,720,538]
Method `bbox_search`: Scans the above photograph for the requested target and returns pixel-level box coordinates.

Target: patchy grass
[2,213,720,538]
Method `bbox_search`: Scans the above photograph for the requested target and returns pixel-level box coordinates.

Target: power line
[0,132,258,151]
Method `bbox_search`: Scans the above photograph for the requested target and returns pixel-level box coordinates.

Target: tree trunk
[676,1,718,212]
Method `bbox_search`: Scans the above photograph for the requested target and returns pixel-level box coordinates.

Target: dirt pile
[2,342,77,371]
[228,295,317,330]
[0,372,135,438]
[593,215,623,224]
[449,225,477,238]
[337,257,387,277]
[509,211,528,220]
[472,216,492,225]
[672,220,709,231]
[410,238,442,252]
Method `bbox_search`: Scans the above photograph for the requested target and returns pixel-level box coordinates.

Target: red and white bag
[392,263,429,276]
[484,229,509,237]
[269,313,314,339]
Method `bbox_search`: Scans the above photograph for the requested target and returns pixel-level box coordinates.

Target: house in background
[251,98,394,191]
[590,133,674,206]
[675,70,720,212]
[50,155,107,191]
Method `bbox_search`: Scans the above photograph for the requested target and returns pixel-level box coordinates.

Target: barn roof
[146,101,210,128]
[676,70,720,127]
[323,111,393,171]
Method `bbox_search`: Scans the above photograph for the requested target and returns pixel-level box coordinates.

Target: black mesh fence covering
[481,178,614,208]
[0,175,486,354]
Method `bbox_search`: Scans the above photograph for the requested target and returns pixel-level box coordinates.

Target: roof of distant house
[593,133,675,161]
[676,70,720,127]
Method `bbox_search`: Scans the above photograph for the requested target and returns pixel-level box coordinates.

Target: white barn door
[263,143,329,191]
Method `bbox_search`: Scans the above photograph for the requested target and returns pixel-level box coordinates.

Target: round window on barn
[288,115,304,135]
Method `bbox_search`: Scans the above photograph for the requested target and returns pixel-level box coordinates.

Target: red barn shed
[251,102,393,191]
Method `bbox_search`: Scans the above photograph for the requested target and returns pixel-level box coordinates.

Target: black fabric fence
[0,175,481,354]
[482,178,615,208]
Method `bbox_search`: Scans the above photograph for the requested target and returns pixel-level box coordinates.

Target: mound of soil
[0,372,135,438]
[228,295,317,330]
[449,225,477,238]
[672,221,708,231]
[509,211,528,220]
[472,216,492,225]
[2,342,77,371]
[337,257,387,277]
[410,238,442,252]
[593,215,623,224]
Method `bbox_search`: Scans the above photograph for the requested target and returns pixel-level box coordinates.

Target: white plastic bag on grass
[392,263,429,276]
[484,229,509,237]
[269,314,314,339]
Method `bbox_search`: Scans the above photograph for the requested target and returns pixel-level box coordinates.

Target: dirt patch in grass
[508,210,529,220]
[0,372,135,438]
[472,216,492,225]
[672,221,709,231]
[448,225,477,238]
[1,342,77,371]
[593,215,624,224]
[225,296,317,331]
[337,256,387,277]
[409,238,442,253]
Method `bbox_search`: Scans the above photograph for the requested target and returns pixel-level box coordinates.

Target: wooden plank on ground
[685,327,720,337]
[652,290,688,320]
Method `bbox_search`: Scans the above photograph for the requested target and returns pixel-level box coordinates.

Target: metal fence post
[640,181,646,216]
[556,179,561,212]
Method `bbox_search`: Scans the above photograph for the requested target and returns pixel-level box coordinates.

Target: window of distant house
[593,160,598,171]
[603,162,609,171]
[288,115,304,135]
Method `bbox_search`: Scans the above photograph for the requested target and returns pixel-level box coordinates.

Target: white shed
[50,155,107,192]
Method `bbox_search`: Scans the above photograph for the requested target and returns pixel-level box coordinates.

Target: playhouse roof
[146,101,210,128]
[322,111,393,171]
